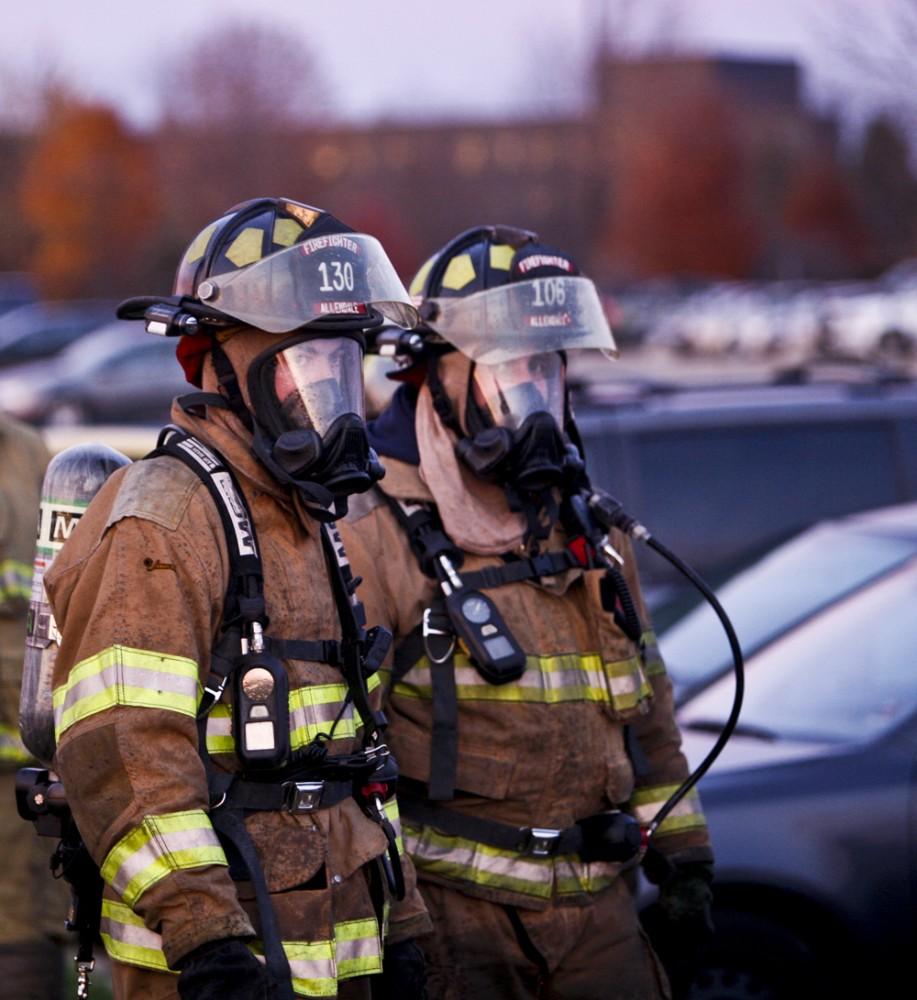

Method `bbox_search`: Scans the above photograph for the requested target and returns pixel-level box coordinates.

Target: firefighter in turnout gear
[0,415,67,999]
[42,199,430,1000]
[339,226,714,999]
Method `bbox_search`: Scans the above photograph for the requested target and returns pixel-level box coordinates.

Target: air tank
[19,443,131,762]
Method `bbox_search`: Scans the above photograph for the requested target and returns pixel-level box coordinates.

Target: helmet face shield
[263,337,365,436]
[472,352,565,430]
[197,233,418,333]
[429,276,617,364]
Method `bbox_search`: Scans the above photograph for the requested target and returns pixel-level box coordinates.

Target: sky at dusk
[0,0,900,129]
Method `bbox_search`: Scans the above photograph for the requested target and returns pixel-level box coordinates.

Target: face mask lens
[271,337,364,435]
[472,352,564,430]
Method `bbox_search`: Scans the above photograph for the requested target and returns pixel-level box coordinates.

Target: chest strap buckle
[284,780,325,813]
[525,828,562,857]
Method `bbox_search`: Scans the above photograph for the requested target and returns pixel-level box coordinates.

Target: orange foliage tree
[605,96,759,279]
[20,101,158,298]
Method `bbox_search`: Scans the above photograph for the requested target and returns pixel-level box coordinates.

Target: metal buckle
[284,780,324,813]
[526,827,561,857]
[423,607,455,664]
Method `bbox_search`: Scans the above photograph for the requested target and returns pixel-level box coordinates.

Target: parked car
[0,300,116,367]
[0,322,191,425]
[658,503,917,702]
[640,503,917,999]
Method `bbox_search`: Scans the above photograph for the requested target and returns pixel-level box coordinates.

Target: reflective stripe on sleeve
[103,899,382,994]
[100,810,226,907]
[0,558,31,606]
[0,722,32,764]
[381,797,404,854]
[334,918,383,980]
[53,644,200,740]
[394,651,651,712]
[640,630,667,677]
[629,784,707,836]
[100,898,175,973]
[206,673,382,757]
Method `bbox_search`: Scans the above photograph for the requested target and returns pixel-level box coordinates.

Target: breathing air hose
[588,491,745,841]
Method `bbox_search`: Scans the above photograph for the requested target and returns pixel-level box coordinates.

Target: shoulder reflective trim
[629,784,707,836]
[640,630,666,677]
[205,674,383,756]
[53,644,200,740]
[393,651,651,711]
[0,558,31,605]
[100,898,175,973]
[0,722,32,764]
[100,810,226,907]
[334,918,383,981]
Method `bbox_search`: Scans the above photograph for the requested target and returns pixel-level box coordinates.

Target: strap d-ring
[423,607,455,664]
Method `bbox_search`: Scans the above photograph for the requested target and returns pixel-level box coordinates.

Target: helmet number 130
[531,278,566,307]
[318,260,355,293]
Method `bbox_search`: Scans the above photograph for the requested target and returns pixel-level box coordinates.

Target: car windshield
[658,523,917,694]
[680,561,917,742]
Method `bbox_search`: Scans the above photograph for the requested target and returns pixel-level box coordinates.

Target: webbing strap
[462,549,577,591]
[208,807,294,999]
[267,637,342,666]
[398,792,584,856]
[393,625,459,801]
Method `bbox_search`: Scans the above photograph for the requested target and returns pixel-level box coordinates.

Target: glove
[372,938,428,1000]
[643,852,715,998]
[177,937,273,1000]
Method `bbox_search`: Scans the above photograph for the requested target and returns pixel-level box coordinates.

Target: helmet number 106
[531,278,566,307]
[318,260,355,293]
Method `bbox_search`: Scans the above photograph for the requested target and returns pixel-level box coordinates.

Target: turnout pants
[420,876,670,1000]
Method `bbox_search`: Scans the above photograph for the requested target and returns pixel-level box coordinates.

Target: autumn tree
[605,95,759,279]
[781,156,869,278]
[20,100,158,298]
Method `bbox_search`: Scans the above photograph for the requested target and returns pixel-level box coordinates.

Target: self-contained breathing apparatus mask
[117,199,418,516]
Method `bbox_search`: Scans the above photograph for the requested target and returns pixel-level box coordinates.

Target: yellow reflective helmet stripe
[225,226,266,267]
[100,899,175,973]
[206,674,382,756]
[629,784,707,836]
[441,253,476,291]
[53,645,200,740]
[394,651,651,712]
[273,218,304,247]
[0,722,32,764]
[489,244,514,271]
[101,810,226,907]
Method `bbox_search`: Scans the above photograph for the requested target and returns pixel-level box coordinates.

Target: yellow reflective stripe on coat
[0,557,31,606]
[252,922,383,996]
[100,898,175,973]
[382,796,404,854]
[404,822,618,901]
[629,784,707,836]
[0,722,32,764]
[53,644,199,740]
[100,810,226,907]
[394,651,651,711]
[640,629,666,677]
[206,673,382,756]
[102,902,382,994]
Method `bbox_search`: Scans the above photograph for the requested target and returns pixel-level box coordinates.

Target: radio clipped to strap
[382,494,526,685]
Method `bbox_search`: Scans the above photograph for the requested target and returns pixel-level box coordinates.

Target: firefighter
[0,413,65,999]
[339,227,714,999]
[42,199,429,1000]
